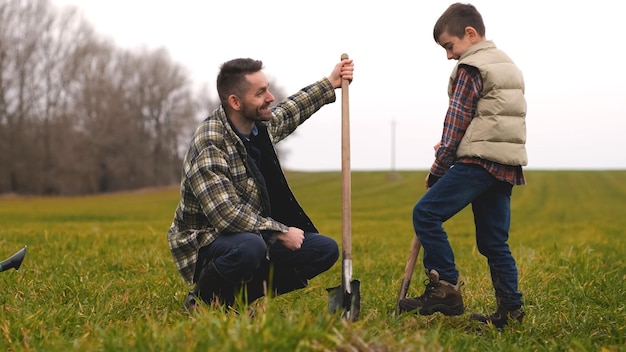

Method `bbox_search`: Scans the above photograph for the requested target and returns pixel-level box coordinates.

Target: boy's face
[437,28,475,60]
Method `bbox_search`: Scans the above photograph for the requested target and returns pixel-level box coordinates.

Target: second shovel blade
[326,279,361,321]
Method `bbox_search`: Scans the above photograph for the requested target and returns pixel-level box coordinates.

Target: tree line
[0,0,288,196]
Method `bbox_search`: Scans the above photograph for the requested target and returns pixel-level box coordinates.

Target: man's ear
[465,26,479,42]
[227,94,241,111]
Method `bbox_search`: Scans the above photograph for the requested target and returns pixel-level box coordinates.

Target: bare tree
[65,44,195,193]
[0,0,290,195]
[128,47,197,186]
[0,0,94,194]
[0,0,49,193]
[35,5,97,194]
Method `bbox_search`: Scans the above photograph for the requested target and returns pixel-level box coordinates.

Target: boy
[398,3,527,328]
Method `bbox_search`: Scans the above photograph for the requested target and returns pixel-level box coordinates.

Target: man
[167,57,354,311]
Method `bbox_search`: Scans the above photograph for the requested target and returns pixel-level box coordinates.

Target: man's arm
[267,58,355,143]
[268,78,337,143]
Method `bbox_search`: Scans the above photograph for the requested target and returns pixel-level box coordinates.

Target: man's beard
[242,103,272,122]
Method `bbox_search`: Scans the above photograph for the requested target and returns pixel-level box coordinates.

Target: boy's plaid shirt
[431,65,525,186]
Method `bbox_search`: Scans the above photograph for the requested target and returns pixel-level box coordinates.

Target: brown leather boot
[398,269,464,316]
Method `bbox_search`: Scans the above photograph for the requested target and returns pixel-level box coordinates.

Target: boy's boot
[398,269,464,316]
[470,298,525,328]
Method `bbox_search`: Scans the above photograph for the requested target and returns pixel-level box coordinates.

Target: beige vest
[449,40,528,166]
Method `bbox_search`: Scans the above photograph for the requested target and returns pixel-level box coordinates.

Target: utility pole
[391,119,396,172]
[388,119,401,180]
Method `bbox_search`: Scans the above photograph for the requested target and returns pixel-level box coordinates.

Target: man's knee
[233,234,267,270]
[310,235,339,276]
[313,235,339,266]
[208,233,267,281]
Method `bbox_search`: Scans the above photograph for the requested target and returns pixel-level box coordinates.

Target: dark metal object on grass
[0,246,27,273]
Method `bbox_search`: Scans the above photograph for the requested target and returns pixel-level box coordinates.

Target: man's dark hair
[433,3,485,43]
[216,58,264,106]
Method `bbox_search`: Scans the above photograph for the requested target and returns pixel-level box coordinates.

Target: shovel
[0,246,27,273]
[326,53,360,322]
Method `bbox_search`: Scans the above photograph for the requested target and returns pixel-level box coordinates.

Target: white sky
[51,0,625,171]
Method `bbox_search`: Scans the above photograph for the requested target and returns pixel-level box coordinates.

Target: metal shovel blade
[0,246,27,273]
[326,279,361,321]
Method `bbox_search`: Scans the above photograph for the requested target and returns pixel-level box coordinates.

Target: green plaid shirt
[168,78,336,285]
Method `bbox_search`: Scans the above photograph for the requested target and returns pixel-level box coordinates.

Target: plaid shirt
[168,78,337,285]
[430,65,526,186]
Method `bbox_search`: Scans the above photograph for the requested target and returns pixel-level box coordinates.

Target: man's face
[437,29,473,61]
[239,71,275,122]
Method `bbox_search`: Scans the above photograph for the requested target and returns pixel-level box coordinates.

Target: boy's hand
[425,173,441,189]
[433,141,441,154]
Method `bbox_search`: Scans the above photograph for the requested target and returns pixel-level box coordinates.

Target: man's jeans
[196,231,338,305]
[412,162,523,309]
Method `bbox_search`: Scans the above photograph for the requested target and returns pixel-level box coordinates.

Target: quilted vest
[449,40,527,166]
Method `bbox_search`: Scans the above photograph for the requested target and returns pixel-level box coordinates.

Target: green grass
[0,171,624,351]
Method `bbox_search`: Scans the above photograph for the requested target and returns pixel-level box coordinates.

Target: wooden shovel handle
[397,235,422,314]
[340,53,352,261]
[402,237,421,283]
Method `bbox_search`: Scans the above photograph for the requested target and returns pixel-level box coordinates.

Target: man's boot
[470,298,525,328]
[184,260,226,311]
[398,269,464,316]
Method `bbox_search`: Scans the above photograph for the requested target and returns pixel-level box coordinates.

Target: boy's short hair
[433,3,486,42]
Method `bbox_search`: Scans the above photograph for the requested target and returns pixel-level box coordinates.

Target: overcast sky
[51,0,625,171]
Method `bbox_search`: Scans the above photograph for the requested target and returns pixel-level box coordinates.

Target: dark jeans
[412,162,523,309]
[195,231,339,305]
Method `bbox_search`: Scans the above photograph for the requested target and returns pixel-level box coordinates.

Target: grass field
[0,170,624,351]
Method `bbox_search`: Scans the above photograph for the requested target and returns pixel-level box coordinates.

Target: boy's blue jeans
[413,162,523,309]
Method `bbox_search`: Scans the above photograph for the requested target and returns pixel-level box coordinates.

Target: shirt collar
[229,120,259,142]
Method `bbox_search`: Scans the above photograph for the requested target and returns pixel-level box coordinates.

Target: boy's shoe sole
[419,303,464,316]
[469,310,525,328]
